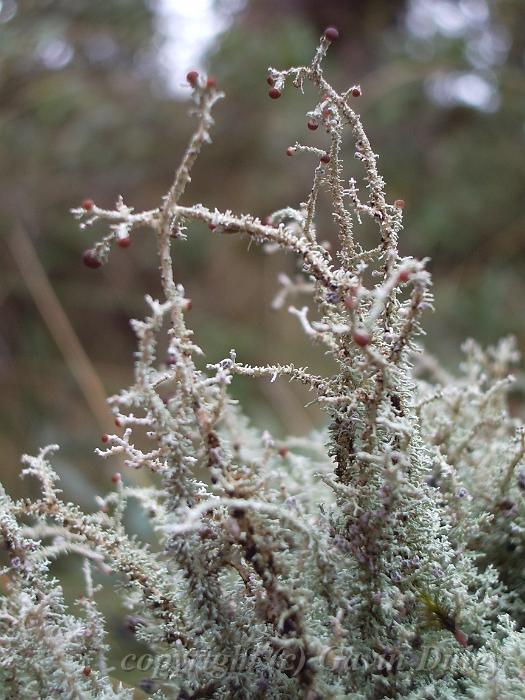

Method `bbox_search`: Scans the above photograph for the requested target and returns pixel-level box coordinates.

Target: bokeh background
[1,0,525,691]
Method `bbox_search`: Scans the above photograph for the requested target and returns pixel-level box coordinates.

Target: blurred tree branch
[9,223,112,431]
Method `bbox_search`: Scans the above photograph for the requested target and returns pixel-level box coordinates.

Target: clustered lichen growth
[2,27,525,700]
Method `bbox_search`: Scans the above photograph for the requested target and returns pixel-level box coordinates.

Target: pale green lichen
[2,30,525,700]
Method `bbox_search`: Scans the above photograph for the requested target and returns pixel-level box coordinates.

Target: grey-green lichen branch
[3,27,525,700]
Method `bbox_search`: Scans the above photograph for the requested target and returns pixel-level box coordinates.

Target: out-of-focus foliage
[0,0,185,496]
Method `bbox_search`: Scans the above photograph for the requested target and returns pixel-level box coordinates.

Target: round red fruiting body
[117,236,131,249]
[343,285,359,310]
[186,70,199,86]
[81,198,94,211]
[266,75,275,86]
[268,87,281,99]
[320,153,331,164]
[101,434,109,444]
[83,666,92,677]
[82,249,101,269]
[286,146,295,157]
[114,418,121,427]
[398,270,411,283]
[352,87,362,97]
[324,26,339,42]
[454,629,468,648]
[206,76,216,88]
[111,473,121,484]
[307,119,319,131]
[394,198,406,209]
[278,447,289,458]
[353,329,371,347]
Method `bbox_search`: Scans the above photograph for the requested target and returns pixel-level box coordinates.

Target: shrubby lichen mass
[2,28,525,700]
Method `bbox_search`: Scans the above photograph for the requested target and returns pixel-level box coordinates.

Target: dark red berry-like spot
[81,198,94,211]
[286,146,295,157]
[208,223,216,230]
[307,119,318,131]
[398,270,411,283]
[83,666,92,677]
[114,418,121,427]
[278,447,288,458]
[352,329,370,347]
[352,87,362,97]
[454,629,468,648]
[117,236,131,249]
[82,249,101,269]
[268,88,281,99]
[267,75,275,86]
[344,295,355,310]
[111,473,121,484]
[206,76,216,88]
[320,153,331,164]
[324,26,339,42]
[101,434,109,443]
[394,199,406,209]
[186,70,199,86]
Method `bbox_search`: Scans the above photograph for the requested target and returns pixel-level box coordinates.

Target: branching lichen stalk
[2,28,525,700]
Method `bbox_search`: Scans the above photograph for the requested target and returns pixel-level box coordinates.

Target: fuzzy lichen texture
[2,28,525,700]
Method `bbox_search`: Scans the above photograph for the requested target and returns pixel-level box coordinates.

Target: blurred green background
[1,0,525,690]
